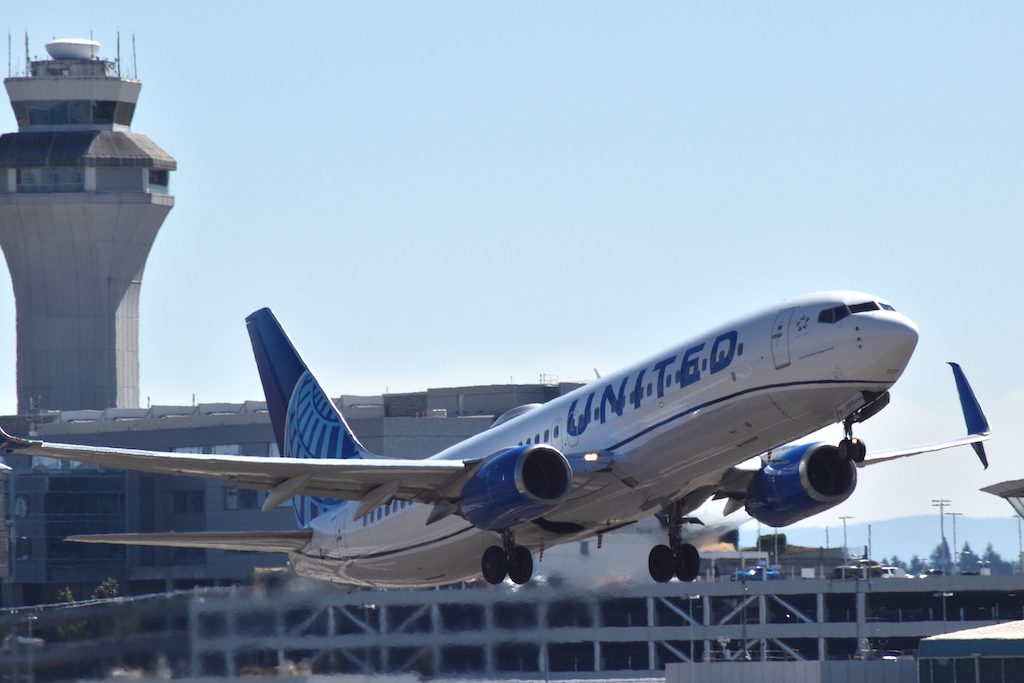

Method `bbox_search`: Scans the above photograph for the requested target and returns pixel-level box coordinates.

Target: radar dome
[45,39,101,60]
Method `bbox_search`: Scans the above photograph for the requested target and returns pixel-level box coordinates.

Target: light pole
[932,499,952,572]
[839,516,853,563]
[947,512,963,574]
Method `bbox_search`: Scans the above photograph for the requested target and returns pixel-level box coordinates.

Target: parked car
[730,566,781,581]
[880,566,912,578]
[832,559,883,579]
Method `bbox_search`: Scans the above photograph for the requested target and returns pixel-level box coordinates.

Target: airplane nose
[862,313,919,375]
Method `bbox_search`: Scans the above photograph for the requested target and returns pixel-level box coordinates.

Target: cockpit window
[849,301,881,314]
[880,303,896,311]
[818,305,851,324]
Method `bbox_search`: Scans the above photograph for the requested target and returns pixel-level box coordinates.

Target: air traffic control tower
[0,38,175,413]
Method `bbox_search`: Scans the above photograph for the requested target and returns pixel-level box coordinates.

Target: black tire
[507,546,533,585]
[675,543,701,582]
[852,438,867,463]
[482,545,507,584]
[648,544,674,583]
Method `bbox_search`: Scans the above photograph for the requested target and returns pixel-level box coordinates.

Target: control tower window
[17,167,84,193]
[149,170,170,195]
[12,100,133,126]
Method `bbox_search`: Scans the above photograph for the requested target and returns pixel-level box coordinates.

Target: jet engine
[744,442,857,527]
[460,444,572,530]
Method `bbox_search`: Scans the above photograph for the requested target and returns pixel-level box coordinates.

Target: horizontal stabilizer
[66,529,313,554]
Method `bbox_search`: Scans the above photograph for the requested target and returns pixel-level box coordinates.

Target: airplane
[0,291,990,588]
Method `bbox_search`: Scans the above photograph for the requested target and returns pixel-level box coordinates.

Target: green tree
[957,542,980,573]
[929,538,951,570]
[982,543,1014,575]
[92,577,119,600]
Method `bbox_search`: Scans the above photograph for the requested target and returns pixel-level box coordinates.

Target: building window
[224,487,260,510]
[211,444,241,455]
[11,99,134,127]
[149,169,170,195]
[16,166,84,193]
[173,490,205,514]
[173,446,202,454]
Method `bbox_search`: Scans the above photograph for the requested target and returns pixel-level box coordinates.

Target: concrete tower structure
[0,38,175,413]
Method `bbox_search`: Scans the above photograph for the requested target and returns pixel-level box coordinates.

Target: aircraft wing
[0,429,612,518]
[711,361,991,514]
[0,430,473,507]
[858,362,991,468]
[66,530,313,553]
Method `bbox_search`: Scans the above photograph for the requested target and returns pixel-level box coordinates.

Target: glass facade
[16,167,84,193]
[11,99,136,127]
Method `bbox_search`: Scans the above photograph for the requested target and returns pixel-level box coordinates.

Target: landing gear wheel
[839,437,867,463]
[507,546,534,585]
[674,543,701,582]
[482,545,507,584]
[649,544,674,583]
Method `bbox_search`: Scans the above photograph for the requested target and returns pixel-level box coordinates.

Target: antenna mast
[24,32,29,77]
[131,33,137,78]
[116,30,121,77]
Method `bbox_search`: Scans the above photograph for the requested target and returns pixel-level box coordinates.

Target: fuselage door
[771,307,796,369]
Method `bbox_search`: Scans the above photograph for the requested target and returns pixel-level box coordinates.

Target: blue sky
[2,2,1022,523]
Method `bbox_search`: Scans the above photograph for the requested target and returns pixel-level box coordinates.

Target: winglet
[948,362,989,469]
[0,424,39,453]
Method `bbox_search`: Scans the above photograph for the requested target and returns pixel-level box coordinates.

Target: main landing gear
[482,530,533,585]
[648,502,701,583]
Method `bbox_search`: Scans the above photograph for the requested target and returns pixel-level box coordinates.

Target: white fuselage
[289,291,918,587]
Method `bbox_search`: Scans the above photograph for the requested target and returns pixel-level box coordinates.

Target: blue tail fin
[246,308,370,525]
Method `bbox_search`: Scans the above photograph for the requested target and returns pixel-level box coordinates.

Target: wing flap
[66,530,313,553]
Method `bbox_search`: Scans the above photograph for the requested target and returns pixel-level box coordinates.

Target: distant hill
[739,515,1022,567]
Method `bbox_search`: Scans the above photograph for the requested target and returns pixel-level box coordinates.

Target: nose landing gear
[481,530,534,585]
[839,392,889,464]
[838,418,867,464]
[648,502,702,583]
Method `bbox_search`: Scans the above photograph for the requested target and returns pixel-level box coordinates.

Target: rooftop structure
[0,37,175,413]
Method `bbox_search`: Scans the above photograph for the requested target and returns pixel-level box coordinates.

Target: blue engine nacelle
[460,444,573,530]
[744,442,857,527]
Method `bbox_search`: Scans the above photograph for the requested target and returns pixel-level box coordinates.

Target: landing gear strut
[481,530,533,585]
[648,502,701,583]
[838,418,867,463]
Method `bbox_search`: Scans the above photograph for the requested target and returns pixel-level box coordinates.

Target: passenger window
[593,408,599,421]
[646,384,652,397]
[737,343,744,356]
[665,376,671,388]
[553,425,559,438]
[544,429,549,441]
[526,438,531,445]
[702,359,708,371]
[675,371,680,383]
[535,433,540,443]
[629,391,635,403]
